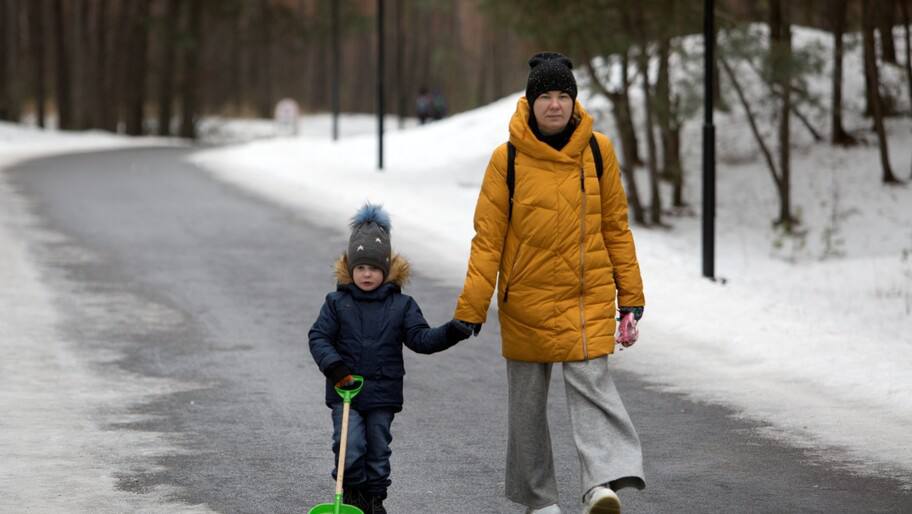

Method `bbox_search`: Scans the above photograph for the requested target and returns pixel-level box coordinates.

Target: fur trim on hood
[335,253,411,288]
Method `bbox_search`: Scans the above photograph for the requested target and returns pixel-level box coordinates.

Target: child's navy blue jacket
[308,254,457,412]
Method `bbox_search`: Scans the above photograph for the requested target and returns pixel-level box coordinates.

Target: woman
[455,52,646,514]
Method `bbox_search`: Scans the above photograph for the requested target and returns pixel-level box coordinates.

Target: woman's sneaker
[583,486,620,514]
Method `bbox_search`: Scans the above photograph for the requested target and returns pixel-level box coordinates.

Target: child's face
[352,264,384,292]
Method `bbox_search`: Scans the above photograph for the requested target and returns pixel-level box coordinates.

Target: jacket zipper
[578,165,589,359]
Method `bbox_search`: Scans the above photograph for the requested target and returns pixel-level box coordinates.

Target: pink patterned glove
[616,312,639,348]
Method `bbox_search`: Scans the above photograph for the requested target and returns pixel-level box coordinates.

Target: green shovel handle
[334,374,364,403]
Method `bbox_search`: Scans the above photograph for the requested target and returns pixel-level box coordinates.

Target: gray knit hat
[525,52,577,103]
[347,203,392,278]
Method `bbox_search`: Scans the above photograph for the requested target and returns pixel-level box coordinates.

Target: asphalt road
[7,147,912,513]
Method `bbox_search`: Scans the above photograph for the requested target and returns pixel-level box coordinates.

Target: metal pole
[331,0,339,141]
[377,0,384,170]
[702,0,716,280]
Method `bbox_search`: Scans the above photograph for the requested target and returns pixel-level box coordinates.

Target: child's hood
[334,253,411,288]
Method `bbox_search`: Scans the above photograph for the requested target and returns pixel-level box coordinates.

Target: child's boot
[366,494,387,514]
[343,488,368,511]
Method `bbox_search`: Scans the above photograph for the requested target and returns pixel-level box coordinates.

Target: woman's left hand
[616,312,639,348]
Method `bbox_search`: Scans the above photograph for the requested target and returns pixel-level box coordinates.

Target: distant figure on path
[416,87,433,125]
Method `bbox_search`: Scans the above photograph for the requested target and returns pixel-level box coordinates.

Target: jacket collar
[334,253,411,289]
[508,97,594,164]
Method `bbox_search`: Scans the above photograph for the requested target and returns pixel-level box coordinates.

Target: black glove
[324,361,352,386]
[617,306,644,321]
[446,319,474,343]
[454,319,482,336]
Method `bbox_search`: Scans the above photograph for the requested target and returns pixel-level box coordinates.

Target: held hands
[448,319,482,343]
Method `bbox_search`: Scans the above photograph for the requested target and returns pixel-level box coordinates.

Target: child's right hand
[325,361,353,386]
[447,319,479,343]
[335,375,356,388]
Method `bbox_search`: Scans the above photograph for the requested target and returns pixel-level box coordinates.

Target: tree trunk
[879,0,898,65]
[2,0,24,121]
[618,50,642,167]
[613,6,643,167]
[903,1,912,182]
[125,1,149,136]
[308,6,326,112]
[863,0,900,183]
[770,0,795,229]
[52,0,72,129]
[230,3,243,114]
[70,0,88,129]
[584,59,646,225]
[713,35,726,111]
[179,0,202,139]
[720,54,783,206]
[656,32,685,207]
[475,23,489,107]
[0,0,17,121]
[831,0,856,145]
[158,0,179,136]
[395,0,406,127]
[94,0,113,131]
[901,0,912,118]
[257,0,273,118]
[30,0,47,128]
[636,37,662,225]
[109,1,134,132]
[656,35,671,178]
[0,0,7,120]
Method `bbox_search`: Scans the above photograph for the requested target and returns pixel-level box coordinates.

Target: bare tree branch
[719,53,782,191]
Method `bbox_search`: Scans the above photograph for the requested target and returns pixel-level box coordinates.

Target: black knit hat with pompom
[347,203,392,278]
[525,52,577,103]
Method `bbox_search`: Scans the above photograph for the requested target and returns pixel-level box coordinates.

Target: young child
[308,203,474,514]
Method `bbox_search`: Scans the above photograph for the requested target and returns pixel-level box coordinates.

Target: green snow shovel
[308,375,365,514]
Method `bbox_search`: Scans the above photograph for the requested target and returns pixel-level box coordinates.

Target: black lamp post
[377,0,385,170]
[702,0,716,280]
[331,0,339,141]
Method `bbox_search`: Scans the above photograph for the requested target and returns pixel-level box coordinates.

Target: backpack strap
[589,134,603,180]
[506,141,516,222]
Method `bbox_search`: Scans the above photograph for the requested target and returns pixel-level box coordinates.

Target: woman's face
[532,91,573,136]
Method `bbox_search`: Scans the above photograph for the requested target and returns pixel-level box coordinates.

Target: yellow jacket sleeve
[596,134,645,308]
[454,144,510,323]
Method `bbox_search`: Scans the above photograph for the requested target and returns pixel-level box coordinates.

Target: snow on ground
[191,26,912,483]
[0,127,212,511]
[1,24,910,504]
[197,113,420,144]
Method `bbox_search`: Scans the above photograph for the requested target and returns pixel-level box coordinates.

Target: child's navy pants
[330,405,395,499]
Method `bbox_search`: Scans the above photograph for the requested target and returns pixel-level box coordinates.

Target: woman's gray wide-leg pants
[505,355,646,509]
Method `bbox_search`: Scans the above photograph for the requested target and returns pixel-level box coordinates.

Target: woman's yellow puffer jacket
[454,98,644,362]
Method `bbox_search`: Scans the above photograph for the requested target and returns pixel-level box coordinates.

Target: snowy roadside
[0,128,213,512]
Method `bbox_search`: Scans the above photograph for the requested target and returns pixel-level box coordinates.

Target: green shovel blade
[307,493,364,514]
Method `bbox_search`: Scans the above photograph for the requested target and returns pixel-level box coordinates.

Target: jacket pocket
[380,362,405,379]
[502,242,525,303]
